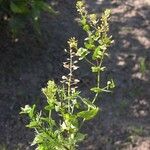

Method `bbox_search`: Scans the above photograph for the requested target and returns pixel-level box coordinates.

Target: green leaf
[91,66,98,72]
[92,44,108,60]
[26,121,39,128]
[63,114,78,128]
[41,118,56,126]
[9,16,25,35]
[92,46,102,60]
[10,2,29,14]
[77,107,99,120]
[44,104,55,111]
[76,47,89,60]
[81,98,95,109]
[91,87,111,93]
[90,87,102,93]
[20,104,36,119]
[20,105,31,114]
[84,42,95,50]
[83,24,90,31]
[99,45,107,50]
[35,1,55,13]
[31,133,47,145]
[101,36,112,46]
[54,101,61,112]
[75,133,86,142]
[91,66,106,73]
[42,3,55,14]
[81,17,86,25]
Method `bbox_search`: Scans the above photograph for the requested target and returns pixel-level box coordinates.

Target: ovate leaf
[77,107,99,120]
[92,46,102,60]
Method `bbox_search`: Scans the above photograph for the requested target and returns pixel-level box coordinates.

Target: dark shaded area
[0,0,150,149]
[79,0,150,149]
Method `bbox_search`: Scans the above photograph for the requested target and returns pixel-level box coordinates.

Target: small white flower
[74,60,78,64]
[63,62,69,69]
[72,65,79,70]
[62,76,67,80]
[74,79,80,83]
[68,73,72,76]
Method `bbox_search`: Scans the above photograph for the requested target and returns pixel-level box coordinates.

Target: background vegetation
[0,0,54,35]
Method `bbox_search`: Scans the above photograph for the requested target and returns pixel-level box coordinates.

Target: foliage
[139,57,147,76]
[20,1,115,149]
[0,0,55,35]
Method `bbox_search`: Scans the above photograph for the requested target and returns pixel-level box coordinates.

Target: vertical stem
[68,48,73,113]
[92,49,105,103]
[92,70,100,103]
[49,110,51,119]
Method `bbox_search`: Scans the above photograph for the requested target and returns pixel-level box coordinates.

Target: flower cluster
[76,1,87,16]
[61,37,80,93]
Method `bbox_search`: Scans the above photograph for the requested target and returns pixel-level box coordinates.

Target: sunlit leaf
[77,107,99,120]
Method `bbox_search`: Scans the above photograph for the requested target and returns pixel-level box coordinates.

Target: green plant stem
[68,48,73,113]
[92,48,106,103]
[71,102,75,114]
[92,70,100,103]
[49,110,51,119]
[79,119,85,130]
[84,56,101,103]
[85,57,95,66]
